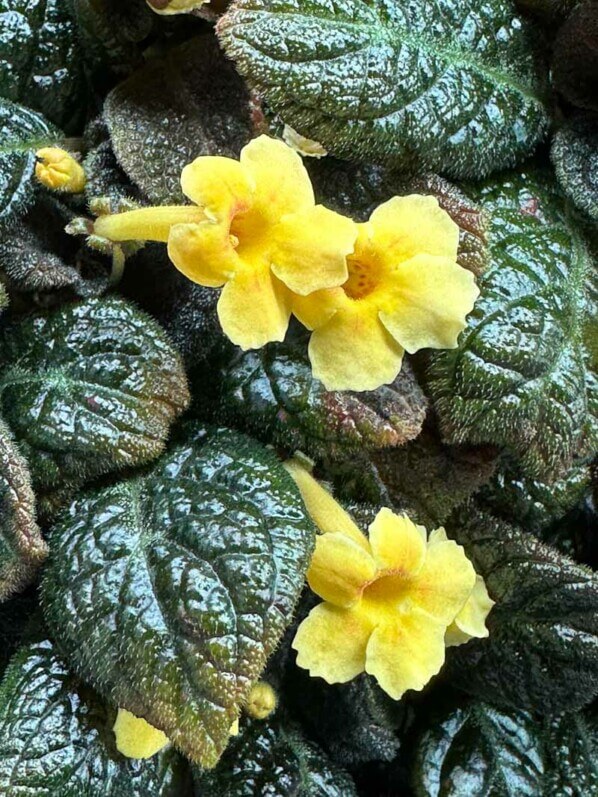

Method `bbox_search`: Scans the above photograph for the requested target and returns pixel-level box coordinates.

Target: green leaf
[104,35,252,203]
[0,99,60,228]
[217,342,427,459]
[195,719,357,796]
[0,418,46,601]
[543,711,598,796]
[0,0,85,131]
[42,425,315,767]
[479,457,591,534]
[412,700,545,796]
[552,116,598,222]
[218,0,549,179]
[426,168,595,481]
[0,297,190,493]
[0,640,190,796]
[445,507,598,714]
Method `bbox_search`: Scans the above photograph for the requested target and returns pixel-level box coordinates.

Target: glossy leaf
[0,418,46,601]
[426,168,595,480]
[0,99,60,227]
[104,35,252,203]
[218,0,549,179]
[0,297,190,493]
[0,0,85,131]
[412,700,545,796]
[543,711,598,796]
[446,507,598,714]
[0,640,189,796]
[552,115,598,222]
[42,425,315,766]
[196,719,357,796]
[218,342,427,459]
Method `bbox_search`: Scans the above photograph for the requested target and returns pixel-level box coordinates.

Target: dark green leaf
[0,418,46,601]
[0,99,60,228]
[552,115,598,222]
[543,711,598,795]
[445,507,598,714]
[426,168,595,481]
[0,640,189,796]
[218,0,549,179]
[104,35,252,203]
[0,297,190,493]
[217,342,427,459]
[515,0,580,22]
[196,719,357,796]
[479,457,591,534]
[42,425,315,766]
[0,0,85,131]
[552,1,598,112]
[412,701,545,796]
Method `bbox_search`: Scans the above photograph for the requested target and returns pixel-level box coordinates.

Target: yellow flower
[35,148,86,193]
[113,709,169,759]
[94,136,357,350]
[292,195,479,392]
[246,681,278,719]
[146,0,208,14]
[286,462,493,700]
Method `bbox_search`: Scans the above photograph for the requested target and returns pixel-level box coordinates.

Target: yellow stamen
[94,206,206,243]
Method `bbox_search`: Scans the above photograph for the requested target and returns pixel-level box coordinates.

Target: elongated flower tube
[285,460,493,700]
[292,195,479,391]
[94,136,357,350]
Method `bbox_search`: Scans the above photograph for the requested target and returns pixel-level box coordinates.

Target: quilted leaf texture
[0,297,190,493]
[0,640,188,796]
[218,0,549,178]
[42,425,315,767]
[426,168,595,480]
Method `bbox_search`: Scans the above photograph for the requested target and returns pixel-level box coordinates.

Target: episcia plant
[0,0,596,795]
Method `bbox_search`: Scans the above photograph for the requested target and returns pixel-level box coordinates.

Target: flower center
[343,253,383,300]
[229,207,271,260]
[363,572,412,607]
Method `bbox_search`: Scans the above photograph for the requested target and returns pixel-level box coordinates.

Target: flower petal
[369,195,459,263]
[379,254,479,354]
[308,532,377,608]
[446,575,495,647]
[270,205,356,295]
[284,459,368,549]
[180,156,254,222]
[292,603,373,684]
[217,266,290,349]
[291,288,343,331]
[365,609,446,700]
[410,538,477,625]
[368,509,427,575]
[308,305,405,392]
[240,135,314,223]
[168,221,236,287]
[113,709,169,759]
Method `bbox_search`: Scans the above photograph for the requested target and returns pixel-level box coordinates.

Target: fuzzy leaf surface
[196,719,357,796]
[426,169,595,480]
[0,640,189,796]
[42,425,315,766]
[412,701,545,796]
[446,507,598,714]
[0,99,59,227]
[219,342,427,459]
[0,419,46,601]
[218,0,549,178]
[552,115,598,222]
[104,35,252,203]
[0,0,85,130]
[0,297,190,493]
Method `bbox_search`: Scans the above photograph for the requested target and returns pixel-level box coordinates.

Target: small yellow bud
[246,681,277,720]
[113,708,169,759]
[35,148,86,193]
[146,0,208,14]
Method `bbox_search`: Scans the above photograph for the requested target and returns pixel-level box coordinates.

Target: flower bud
[35,148,86,193]
[146,0,208,14]
[246,681,277,720]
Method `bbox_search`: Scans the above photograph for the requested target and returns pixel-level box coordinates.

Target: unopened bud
[35,148,86,193]
[246,681,277,720]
